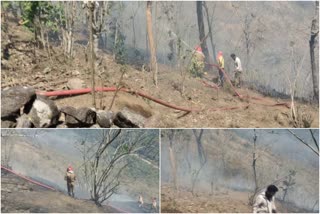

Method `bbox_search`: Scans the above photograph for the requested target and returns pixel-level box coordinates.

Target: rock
[275,112,288,126]
[16,114,33,128]
[1,120,16,128]
[56,123,68,128]
[61,107,96,127]
[60,106,77,124]
[67,78,86,90]
[72,70,80,76]
[90,124,101,128]
[113,107,146,128]
[1,86,36,119]
[96,110,114,128]
[42,67,51,74]
[28,95,60,128]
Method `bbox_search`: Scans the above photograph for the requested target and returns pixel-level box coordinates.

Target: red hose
[37,87,197,112]
[206,63,290,109]
[1,165,56,191]
[1,165,128,213]
[37,87,248,113]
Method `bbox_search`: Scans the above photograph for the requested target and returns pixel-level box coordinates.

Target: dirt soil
[161,184,312,213]
[1,18,318,128]
[1,171,119,213]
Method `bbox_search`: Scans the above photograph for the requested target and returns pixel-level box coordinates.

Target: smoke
[161,129,319,212]
[2,129,159,208]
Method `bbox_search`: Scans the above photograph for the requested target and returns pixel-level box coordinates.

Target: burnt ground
[1,18,318,128]
[161,184,314,213]
[1,170,156,213]
[1,170,119,213]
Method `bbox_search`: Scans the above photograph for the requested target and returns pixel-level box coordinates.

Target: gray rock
[90,124,101,128]
[113,107,146,128]
[67,78,86,90]
[60,106,77,124]
[1,86,36,119]
[43,67,51,74]
[61,107,96,127]
[56,123,68,128]
[72,70,80,76]
[28,96,60,128]
[16,114,33,128]
[96,110,114,128]
[1,120,16,128]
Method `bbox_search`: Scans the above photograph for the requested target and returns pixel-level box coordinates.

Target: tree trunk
[132,18,136,49]
[252,130,258,193]
[192,129,206,165]
[89,3,96,108]
[168,132,177,190]
[196,1,210,64]
[146,1,158,86]
[113,20,118,60]
[203,2,216,62]
[310,1,319,101]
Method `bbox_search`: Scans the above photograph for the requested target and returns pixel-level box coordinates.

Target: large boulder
[67,78,86,90]
[1,86,36,119]
[96,110,114,128]
[61,107,96,127]
[27,95,60,128]
[16,114,33,128]
[113,107,146,128]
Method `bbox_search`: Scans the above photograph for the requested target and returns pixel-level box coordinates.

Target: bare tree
[61,1,76,59]
[309,1,319,101]
[287,129,319,156]
[191,129,207,195]
[285,43,308,126]
[88,2,96,107]
[192,129,206,165]
[196,1,210,64]
[281,170,296,201]
[77,129,157,206]
[203,2,216,63]
[167,130,177,190]
[252,129,258,193]
[146,1,158,86]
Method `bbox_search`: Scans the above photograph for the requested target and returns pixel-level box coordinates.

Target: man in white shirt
[231,53,243,88]
[253,185,278,213]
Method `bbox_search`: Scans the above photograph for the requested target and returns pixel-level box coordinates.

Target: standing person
[217,51,225,87]
[253,185,278,213]
[64,166,76,197]
[138,194,144,208]
[151,197,157,212]
[189,46,205,78]
[231,53,243,88]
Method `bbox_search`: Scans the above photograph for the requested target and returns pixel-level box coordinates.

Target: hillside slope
[1,171,116,213]
[2,134,159,213]
[161,130,319,212]
[1,15,318,128]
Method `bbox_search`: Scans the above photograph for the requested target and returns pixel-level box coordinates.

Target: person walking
[217,51,225,87]
[231,53,243,88]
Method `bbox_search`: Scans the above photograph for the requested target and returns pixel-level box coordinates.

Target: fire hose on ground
[205,63,291,109]
[36,67,290,113]
[1,165,56,191]
[37,87,250,113]
[1,165,128,213]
